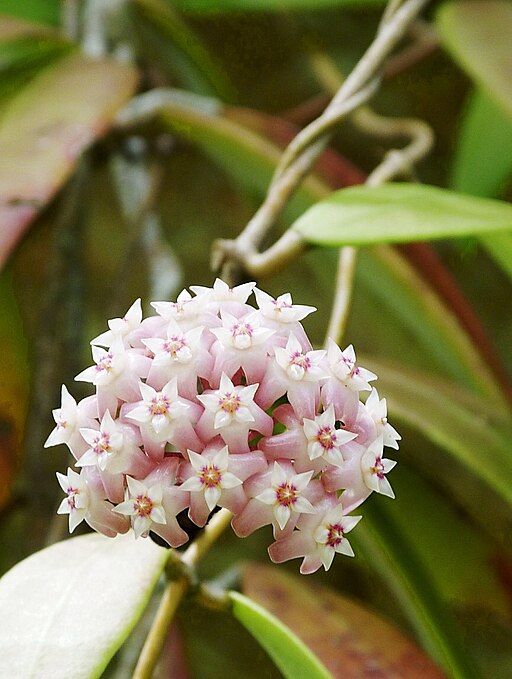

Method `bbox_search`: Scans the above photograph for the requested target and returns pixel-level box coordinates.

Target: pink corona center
[219,392,240,414]
[199,464,222,489]
[57,418,68,430]
[92,432,111,455]
[231,322,253,337]
[134,494,155,518]
[149,395,170,416]
[163,336,187,359]
[275,482,298,508]
[316,425,336,451]
[170,299,190,316]
[272,299,291,312]
[290,351,310,371]
[371,457,385,479]
[325,523,344,548]
[231,322,253,349]
[341,355,355,370]
[95,353,113,373]
[66,486,79,510]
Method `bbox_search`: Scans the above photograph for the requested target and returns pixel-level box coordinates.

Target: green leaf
[0,16,72,108]
[354,498,479,679]
[0,51,138,269]
[479,232,512,281]
[242,563,446,678]
[357,247,503,400]
[437,1,512,119]
[291,183,512,246]
[172,0,386,13]
[451,89,512,199]
[131,0,236,101]
[230,591,333,679]
[134,88,326,221]
[0,35,70,76]
[0,533,168,679]
[0,1,60,26]
[449,87,512,283]
[367,358,512,544]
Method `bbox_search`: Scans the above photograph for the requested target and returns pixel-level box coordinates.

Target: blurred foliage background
[1,0,512,677]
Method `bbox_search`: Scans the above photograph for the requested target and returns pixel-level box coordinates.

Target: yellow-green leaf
[291,183,512,247]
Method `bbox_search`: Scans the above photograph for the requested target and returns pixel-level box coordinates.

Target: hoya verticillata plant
[46,279,399,574]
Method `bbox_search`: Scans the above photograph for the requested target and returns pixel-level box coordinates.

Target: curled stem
[217,0,431,281]
[312,40,433,346]
[132,509,233,679]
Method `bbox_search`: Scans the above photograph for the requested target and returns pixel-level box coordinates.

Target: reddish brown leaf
[242,563,446,679]
[0,52,138,269]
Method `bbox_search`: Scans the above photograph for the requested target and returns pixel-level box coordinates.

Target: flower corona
[46,280,400,574]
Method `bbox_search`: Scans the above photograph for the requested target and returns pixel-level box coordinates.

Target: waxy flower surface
[47,280,399,573]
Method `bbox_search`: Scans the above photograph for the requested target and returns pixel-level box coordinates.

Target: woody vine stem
[128,1,433,677]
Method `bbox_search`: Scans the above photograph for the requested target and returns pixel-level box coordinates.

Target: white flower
[56,468,90,532]
[198,373,257,430]
[313,505,362,570]
[180,446,242,511]
[326,339,377,392]
[302,404,357,466]
[90,298,142,347]
[211,311,274,351]
[364,388,401,449]
[254,288,315,324]
[151,288,205,328]
[127,378,191,441]
[256,462,316,530]
[75,337,128,387]
[44,385,96,449]
[361,436,397,498]
[76,410,125,472]
[190,278,256,308]
[143,320,199,365]
[275,333,327,382]
[114,476,167,538]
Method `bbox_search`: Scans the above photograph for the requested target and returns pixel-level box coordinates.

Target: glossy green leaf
[229,591,333,679]
[0,51,138,269]
[437,1,512,119]
[0,533,167,679]
[291,183,512,246]
[242,563,446,678]
[172,0,385,12]
[451,89,512,199]
[449,87,512,283]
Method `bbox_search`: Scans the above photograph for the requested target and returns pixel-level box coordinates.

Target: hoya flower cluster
[46,279,400,574]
